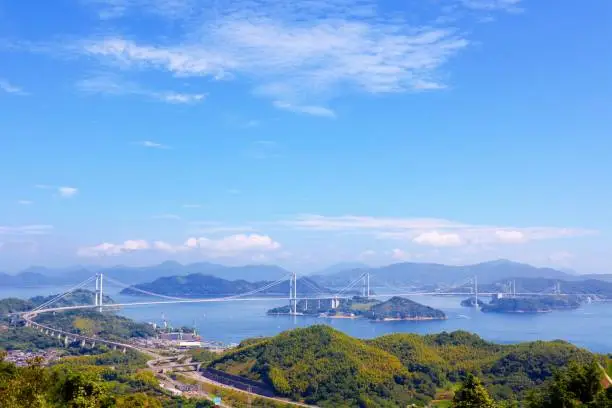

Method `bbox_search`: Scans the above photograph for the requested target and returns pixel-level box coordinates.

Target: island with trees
[480,296,581,313]
[267,296,447,321]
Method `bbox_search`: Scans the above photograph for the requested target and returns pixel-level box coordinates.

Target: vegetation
[526,362,612,407]
[0,326,68,351]
[366,296,447,320]
[210,325,418,407]
[0,350,215,407]
[0,290,113,323]
[267,296,446,321]
[480,296,581,313]
[205,326,602,407]
[33,309,155,342]
[452,374,496,408]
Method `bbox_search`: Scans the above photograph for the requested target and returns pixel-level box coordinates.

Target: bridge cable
[32,275,97,312]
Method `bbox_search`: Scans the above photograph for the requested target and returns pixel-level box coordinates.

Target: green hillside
[208,326,598,407]
[210,325,418,407]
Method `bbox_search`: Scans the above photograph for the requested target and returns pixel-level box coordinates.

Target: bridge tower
[289,272,297,315]
[95,274,99,307]
[95,273,104,312]
[474,275,479,308]
[362,272,370,299]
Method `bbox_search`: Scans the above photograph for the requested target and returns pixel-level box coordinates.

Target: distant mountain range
[2,259,610,290]
[0,261,292,287]
[311,259,575,287]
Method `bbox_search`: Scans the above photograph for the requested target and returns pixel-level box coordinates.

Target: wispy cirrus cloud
[136,140,170,149]
[79,0,480,110]
[283,214,595,247]
[0,79,28,95]
[273,101,335,118]
[76,74,205,104]
[460,0,522,12]
[35,184,79,198]
[58,187,79,197]
[0,225,53,236]
[84,0,196,20]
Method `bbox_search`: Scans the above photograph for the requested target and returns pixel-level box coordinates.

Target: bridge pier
[122,348,126,354]
[81,340,86,348]
[112,345,117,351]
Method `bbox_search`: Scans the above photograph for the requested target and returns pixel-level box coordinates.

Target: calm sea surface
[2,285,611,353]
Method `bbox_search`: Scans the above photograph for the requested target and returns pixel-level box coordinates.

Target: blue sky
[0,0,610,273]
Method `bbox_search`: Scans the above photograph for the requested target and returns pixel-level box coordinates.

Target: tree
[453,374,496,408]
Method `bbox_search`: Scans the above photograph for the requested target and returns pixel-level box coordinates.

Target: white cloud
[78,239,150,257]
[81,0,473,109]
[273,101,335,118]
[227,189,241,195]
[413,231,463,247]
[59,187,78,198]
[182,204,201,208]
[460,0,522,12]
[81,234,281,257]
[35,184,79,198]
[286,215,468,231]
[162,93,205,104]
[495,230,526,243]
[84,0,196,20]
[77,74,205,104]
[17,200,33,205]
[137,140,170,149]
[0,225,53,235]
[390,248,410,261]
[283,214,595,246]
[184,234,281,255]
[152,240,190,253]
[0,79,28,95]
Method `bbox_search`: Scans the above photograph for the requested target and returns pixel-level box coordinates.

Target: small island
[460,297,485,307]
[480,296,581,313]
[365,296,447,321]
[267,296,447,321]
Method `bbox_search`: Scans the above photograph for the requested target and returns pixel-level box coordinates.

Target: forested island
[480,296,581,313]
[120,273,331,297]
[267,296,447,321]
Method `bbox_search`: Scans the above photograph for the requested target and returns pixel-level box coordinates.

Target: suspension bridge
[15,271,574,319]
[8,271,585,357]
